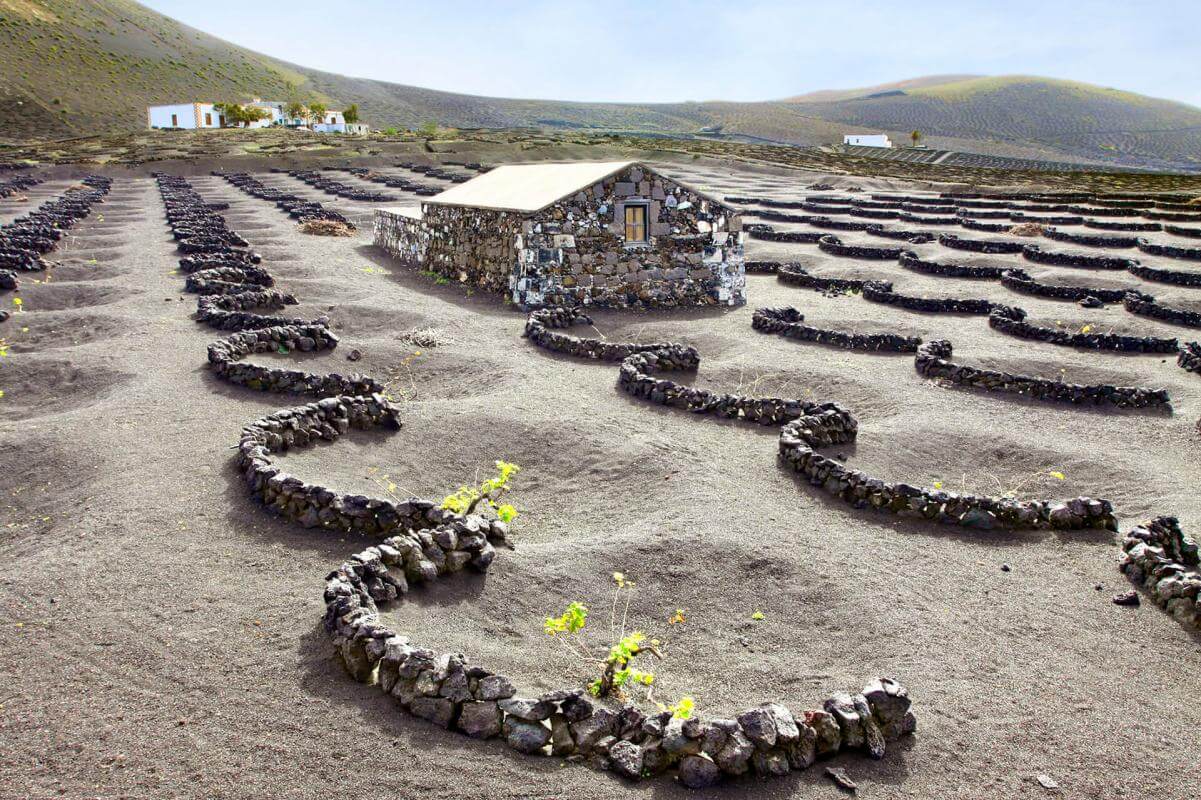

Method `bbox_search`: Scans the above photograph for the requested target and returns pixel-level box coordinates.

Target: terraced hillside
[2,1,1201,171]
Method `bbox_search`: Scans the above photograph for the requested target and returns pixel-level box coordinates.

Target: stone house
[373,161,745,309]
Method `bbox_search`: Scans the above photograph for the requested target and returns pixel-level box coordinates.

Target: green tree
[284,101,307,125]
[343,103,359,124]
[418,120,438,138]
[308,102,328,126]
[910,129,923,148]
[215,103,270,127]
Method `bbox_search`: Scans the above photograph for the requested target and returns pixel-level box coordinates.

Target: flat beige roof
[424,161,636,213]
[377,205,423,220]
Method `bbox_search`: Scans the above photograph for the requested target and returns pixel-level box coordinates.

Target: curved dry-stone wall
[939,233,1024,254]
[753,306,921,352]
[1010,213,1084,226]
[0,173,39,197]
[817,235,902,260]
[957,209,1011,219]
[957,218,1012,233]
[522,307,690,361]
[195,290,312,331]
[1146,211,1201,222]
[1084,219,1162,232]
[151,174,1201,785]
[1122,294,1201,328]
[744,224,824,244]
[778,264,885,294]
[1068,205,1138,218]
[288,169,396,202]
[1021,244,1136,271]
[156,173,925,790]
[898,211,957,225]
[1126,261,1201,287]
[1136,238,1201,262]
[861,282,997,315]
[1118,517,1200,629]
[1165,225,1201,239]
[989,306,1178,352]
[899,251,1004,279]
[1000,269,1143,305]
[849,207,899,220]
[777,413,1114,530]
[208,324,381,397]
[0,176,112,290]
[915,340,1170,408]
[1042,227,1138,248]
[216,171,355,228]
[1179,342,1201,375]
[863,225,934,244]
[522,308,1115,533]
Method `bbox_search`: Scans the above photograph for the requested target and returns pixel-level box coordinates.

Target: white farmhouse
[843,134,893,148]
[245,99,286,128]
[147,102,225,129]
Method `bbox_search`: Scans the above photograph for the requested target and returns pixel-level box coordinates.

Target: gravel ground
[1,161,1199,800]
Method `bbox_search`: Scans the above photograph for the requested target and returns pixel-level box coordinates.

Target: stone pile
[1118,517,1200,630]
[1180,342,1201,375]
[915,339,1170,408]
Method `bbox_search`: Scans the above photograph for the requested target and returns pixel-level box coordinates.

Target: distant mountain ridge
[1,1,1200,170]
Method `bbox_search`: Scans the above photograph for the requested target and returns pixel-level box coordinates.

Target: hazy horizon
[139,0,1201,108]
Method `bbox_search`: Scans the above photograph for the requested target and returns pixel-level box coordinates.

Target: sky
[139,0,1201,107]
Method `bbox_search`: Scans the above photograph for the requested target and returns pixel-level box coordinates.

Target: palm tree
[343,104,359,124]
